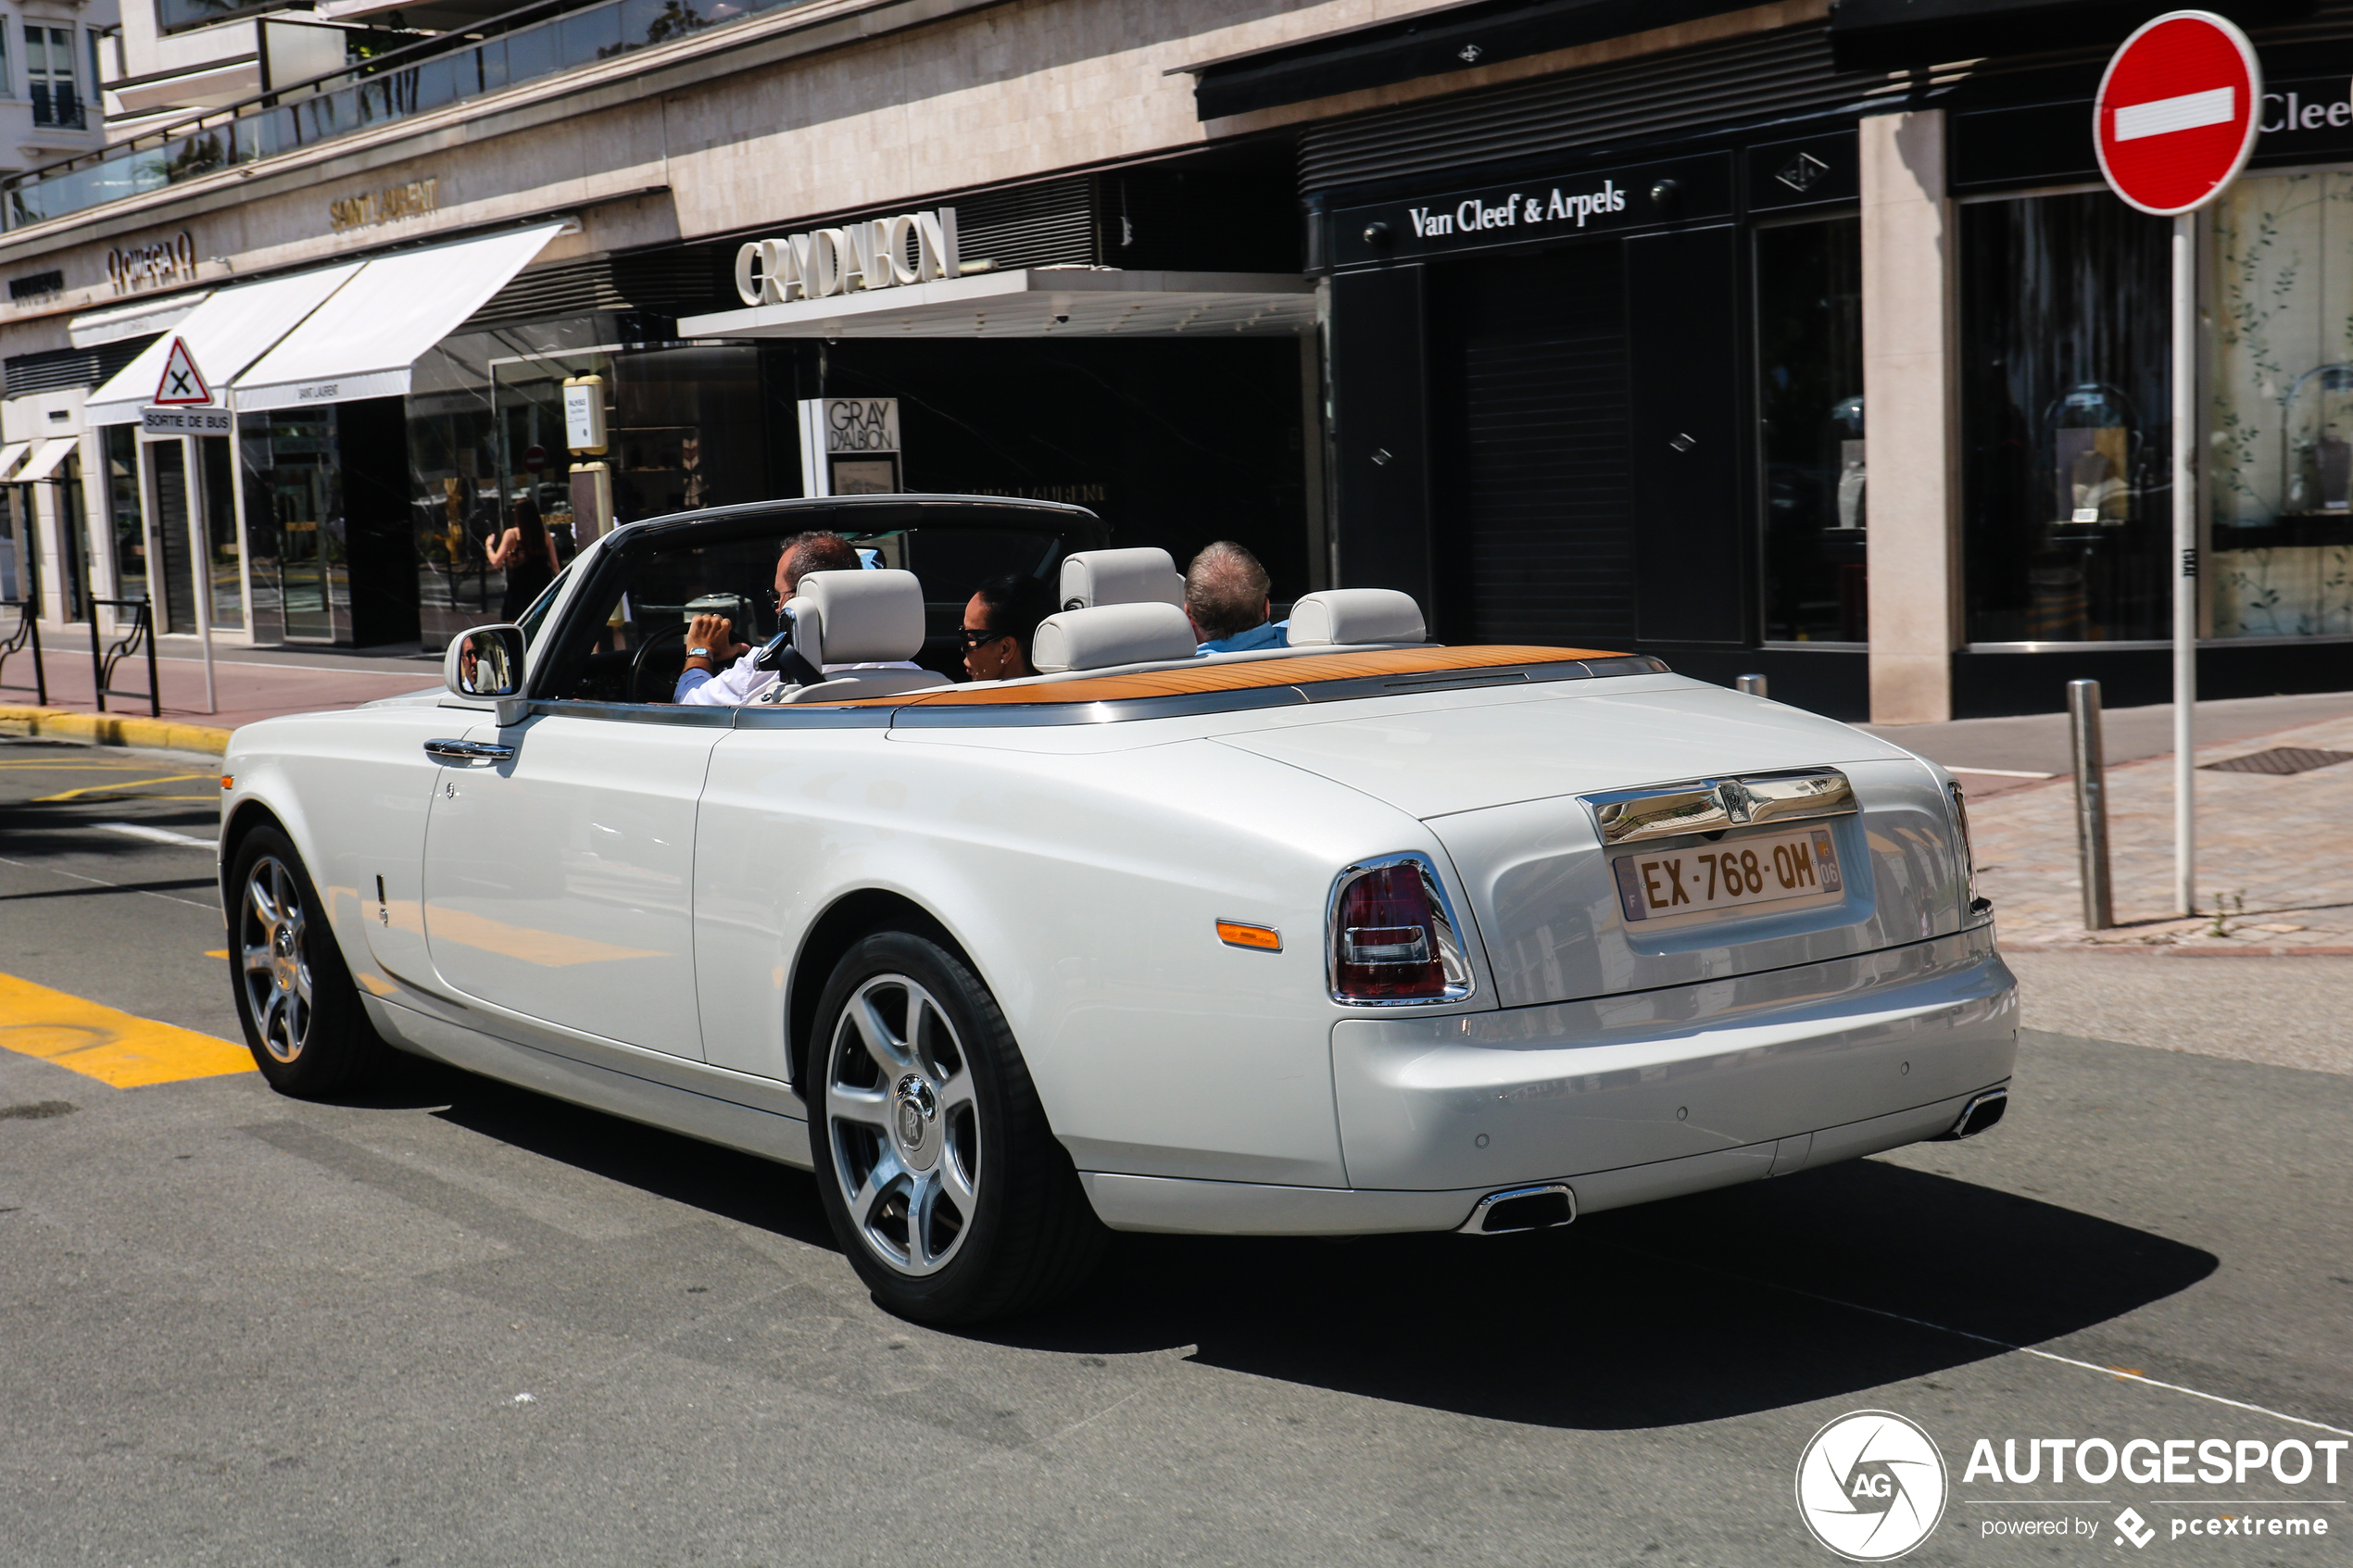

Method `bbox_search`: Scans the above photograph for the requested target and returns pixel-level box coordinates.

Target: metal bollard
[1735,672,1768,697]
[2068,678,2114,931]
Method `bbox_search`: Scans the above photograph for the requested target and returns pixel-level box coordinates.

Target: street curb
[1999,941,2353,958]
[0,706,233,757]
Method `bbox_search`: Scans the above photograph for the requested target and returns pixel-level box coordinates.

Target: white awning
[0,441,29,481]
[675,268,1318,340]
[69,291,212,350]
[231,223,565,412]
[87,263,362,427]
[15,436,77,482]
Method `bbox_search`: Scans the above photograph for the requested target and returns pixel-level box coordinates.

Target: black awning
[1825,0,2317,73]
[1181,0,1757,121]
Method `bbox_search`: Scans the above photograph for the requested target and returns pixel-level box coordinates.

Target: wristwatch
[686,646,713,660]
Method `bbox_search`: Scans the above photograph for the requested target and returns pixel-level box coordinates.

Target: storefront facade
[1268,0,2353,720]
[1303,41,1876,711]
[8,0,2351,719]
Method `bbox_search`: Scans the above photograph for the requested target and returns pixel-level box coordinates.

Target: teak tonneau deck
[827,645,1633,706]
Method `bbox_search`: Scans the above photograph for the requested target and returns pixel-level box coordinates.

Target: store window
[57,455,91,621]
[240,408,342,642]
[27,25,82,130]
[1960,191,2172,643]
[0,485,32,606]
[1756,215,1865,644]
[199,436,241,629]
[2209,171,2353,638]
[102,426,145,602]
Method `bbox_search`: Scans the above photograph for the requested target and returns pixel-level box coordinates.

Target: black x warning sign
[152,337,212,406]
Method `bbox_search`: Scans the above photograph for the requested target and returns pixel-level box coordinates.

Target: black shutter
[1299,25,1878,196]
[1627,224,1744,643]
[1328,266,1435,614]
[1428,241,1633,646]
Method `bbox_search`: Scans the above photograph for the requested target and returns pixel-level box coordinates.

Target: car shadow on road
[356,1057,2216,1433]
[985,1160,2218,1431]
[410,1059,841,1253]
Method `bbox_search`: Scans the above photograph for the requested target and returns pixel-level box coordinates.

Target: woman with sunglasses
[961,572,1057,683]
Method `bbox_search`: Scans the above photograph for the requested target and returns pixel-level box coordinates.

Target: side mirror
[446,624,525,700]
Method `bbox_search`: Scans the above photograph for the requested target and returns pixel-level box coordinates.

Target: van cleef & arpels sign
[1330,155,1727,268]
[733,207,963,305]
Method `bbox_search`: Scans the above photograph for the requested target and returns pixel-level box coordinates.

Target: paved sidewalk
[0,633,436,751]
[1965,711,2353,953]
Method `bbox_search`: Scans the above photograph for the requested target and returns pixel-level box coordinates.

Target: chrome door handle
[423,738,516,763]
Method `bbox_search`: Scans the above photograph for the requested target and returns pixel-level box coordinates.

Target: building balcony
[5,0,810,232]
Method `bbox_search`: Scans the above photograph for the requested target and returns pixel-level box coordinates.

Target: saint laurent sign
[733,207,962,305]
[329,177,440,232]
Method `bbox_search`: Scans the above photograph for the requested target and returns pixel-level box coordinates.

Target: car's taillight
[1327,853,1474,1005]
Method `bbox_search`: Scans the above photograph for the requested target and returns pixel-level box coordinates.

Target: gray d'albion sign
[1328,153,1730,269]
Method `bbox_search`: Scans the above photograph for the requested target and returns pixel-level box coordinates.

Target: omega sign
[106,231,197,295]
[734,207,962,306]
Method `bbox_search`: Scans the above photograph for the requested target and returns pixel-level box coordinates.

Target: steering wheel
[628,621,691,704]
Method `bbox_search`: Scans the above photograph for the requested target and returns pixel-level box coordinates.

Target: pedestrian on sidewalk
[489,499,560,623]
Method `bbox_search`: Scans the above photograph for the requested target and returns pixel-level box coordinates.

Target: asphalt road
[2,737,2347,1567]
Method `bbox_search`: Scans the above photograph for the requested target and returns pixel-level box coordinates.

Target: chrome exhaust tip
[1933,1086,2008,1141]
[1458,1183,1577,1236]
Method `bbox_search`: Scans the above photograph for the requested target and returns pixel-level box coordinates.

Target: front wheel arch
[218,799,290,914]
[787,888,974,1098]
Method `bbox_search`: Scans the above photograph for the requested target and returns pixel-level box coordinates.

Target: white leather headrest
[1030,601,1199,673]
[1058,547,1183,611]
[791,569,925,665]
[1286,588,1426,646]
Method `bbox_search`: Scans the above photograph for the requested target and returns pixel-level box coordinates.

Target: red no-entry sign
[2095,10,2262,216]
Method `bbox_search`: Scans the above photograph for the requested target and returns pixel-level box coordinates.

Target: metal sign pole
[2092,10,2258,922]
[2171,212,2196,916]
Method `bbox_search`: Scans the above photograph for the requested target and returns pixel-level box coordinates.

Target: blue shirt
[1198,619,1289,654]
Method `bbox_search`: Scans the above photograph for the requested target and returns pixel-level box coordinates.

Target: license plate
[1611,827,1843,922]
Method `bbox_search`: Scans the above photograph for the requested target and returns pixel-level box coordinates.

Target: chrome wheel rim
[823,973,981,1277]
[238,855,313,1064]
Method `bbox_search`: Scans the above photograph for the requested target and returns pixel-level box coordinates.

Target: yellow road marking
[33,773,217,802]
[204,949,228,960]
[0,972,253,1087]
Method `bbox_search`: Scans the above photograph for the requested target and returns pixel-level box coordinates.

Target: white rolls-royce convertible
[218,496,2015,1323]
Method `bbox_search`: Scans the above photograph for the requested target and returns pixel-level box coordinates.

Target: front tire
[810,931,1102,1323]
[228,827,386,1098]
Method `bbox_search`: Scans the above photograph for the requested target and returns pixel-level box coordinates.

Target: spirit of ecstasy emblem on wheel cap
[892,1075,937,1159]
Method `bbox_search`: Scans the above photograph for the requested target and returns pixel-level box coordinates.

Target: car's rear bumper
[1078,926,2015,1236]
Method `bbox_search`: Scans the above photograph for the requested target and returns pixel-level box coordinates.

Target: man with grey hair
[1184,540,1290,653]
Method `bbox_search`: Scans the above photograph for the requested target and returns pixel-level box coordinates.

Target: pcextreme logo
[1796,1411,1951,1562]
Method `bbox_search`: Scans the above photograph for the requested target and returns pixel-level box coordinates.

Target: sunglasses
[958,627,1011,652]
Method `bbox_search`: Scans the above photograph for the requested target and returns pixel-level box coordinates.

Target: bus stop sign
[2095,10,2261,216]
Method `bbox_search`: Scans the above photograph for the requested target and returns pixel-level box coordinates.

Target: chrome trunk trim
[1585,768,1856,846]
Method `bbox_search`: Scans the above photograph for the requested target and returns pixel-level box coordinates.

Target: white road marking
[98,822,219,850]
[2115,85,2236,141]
[1617,1248,2353,1437]
[1948,767,2057,779]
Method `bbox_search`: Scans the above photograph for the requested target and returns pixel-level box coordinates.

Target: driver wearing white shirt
[674,531,918,703]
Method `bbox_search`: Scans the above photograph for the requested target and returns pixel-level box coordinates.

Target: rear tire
[809,931,1104,1323]
[228,827,386,1098]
